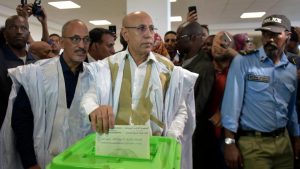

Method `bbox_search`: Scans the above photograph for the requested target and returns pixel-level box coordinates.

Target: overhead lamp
[170,0,177,2]
[89,20,112,26]
[240,12,266,18]
[48,1,80,9]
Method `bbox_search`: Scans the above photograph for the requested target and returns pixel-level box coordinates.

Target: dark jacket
[0,45,35,129]
[183,50,221,169]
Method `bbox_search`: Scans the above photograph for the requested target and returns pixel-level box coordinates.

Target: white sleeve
[81,61,113,116]
[80,65,101,116]
[166,99,188,142]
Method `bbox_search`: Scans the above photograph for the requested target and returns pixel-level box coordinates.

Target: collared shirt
[182,54,197,67]
[221,47,299,136]
[127,51,157,110]
[59,55,83,108]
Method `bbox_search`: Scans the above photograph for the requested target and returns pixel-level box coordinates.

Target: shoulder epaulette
[239,49,258,56]
[287,56,297,65]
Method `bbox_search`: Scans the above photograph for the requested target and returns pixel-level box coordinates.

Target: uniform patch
[247,74,270,83]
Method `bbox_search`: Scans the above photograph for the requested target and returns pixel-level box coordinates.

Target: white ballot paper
[95,125,150,159]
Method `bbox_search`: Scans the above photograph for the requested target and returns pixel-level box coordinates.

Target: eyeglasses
[62,35,90,45]
[177,33,203,41]
[177,34,190,41]
[165,39,176,43]
[125,25,157,34]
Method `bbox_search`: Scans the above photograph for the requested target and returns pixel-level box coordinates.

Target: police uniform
[221,46,299,169]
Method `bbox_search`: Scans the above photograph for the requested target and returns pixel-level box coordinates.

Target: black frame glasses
[176,34,190,41]
[124,24,157,34]
[62,35,90,45]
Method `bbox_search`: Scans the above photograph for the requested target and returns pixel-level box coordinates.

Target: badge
[247,74,270,83]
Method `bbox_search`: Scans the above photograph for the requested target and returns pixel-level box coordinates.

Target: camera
[32,0,44,17]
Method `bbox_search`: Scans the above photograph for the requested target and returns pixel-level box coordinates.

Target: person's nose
[111,48,115,55]
[77,39,86,48]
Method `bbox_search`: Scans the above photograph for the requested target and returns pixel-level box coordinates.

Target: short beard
[264,42,279,58]
[10,42,26,50]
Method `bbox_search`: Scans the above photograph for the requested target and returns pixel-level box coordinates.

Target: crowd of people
[1,2,300,169]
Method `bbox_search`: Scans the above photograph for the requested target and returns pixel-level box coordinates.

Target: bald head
[121,11,155,63]
[62,19,87,37]
[29,41,54,59]
[5,15,28,28]
[176,22,204,58]
[122,11,152,27]
[4,15,30,50]
[60,19,89,68]
[177,21,202,37]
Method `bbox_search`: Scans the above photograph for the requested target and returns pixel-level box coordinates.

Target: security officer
[221,14,300,169]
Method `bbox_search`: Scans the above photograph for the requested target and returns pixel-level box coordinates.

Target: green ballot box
[46,133,181,169]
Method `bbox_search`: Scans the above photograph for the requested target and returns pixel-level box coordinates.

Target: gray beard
[264,43,279,58]
[265,49,278,58]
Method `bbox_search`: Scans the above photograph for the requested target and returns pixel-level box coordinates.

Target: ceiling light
[170,0,177,2]
[48,1,80,9]
[240,12,266,18]
[89,20,112,26]
[170,16,182,22]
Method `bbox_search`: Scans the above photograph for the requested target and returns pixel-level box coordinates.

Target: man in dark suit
[176,21,218,169]
[0,15,35,129]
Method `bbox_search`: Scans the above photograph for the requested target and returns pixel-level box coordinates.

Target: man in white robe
[81,11,198,169]
[0,19,94,169]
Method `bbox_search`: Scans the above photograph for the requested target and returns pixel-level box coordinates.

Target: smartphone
[109,25,116,34]
[188,6,197,14]
[21,0,27,6]
[221,32,232,48]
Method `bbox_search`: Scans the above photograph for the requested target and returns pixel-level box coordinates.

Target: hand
[89,105,114,134]
[16,4,33,19]
[166,130,181,143]
[28,164,41,169]
[186,11,198,22]
[35,6,47,24]
[224,143,243,169]
[209,111,221,127]
[212,31,237,58]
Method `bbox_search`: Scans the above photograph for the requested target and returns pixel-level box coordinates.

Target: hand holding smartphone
[187,6,197,22]
[221,32,232,49]
[21,0,27,6]
[109,25,117,34]
[188,6,197,14]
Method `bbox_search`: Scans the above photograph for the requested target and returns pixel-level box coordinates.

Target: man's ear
[60,37,65,49]
[286,35,291,43]
[121,28,128,42]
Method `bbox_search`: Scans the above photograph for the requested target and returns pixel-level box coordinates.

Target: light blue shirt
[221,47,299,136]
